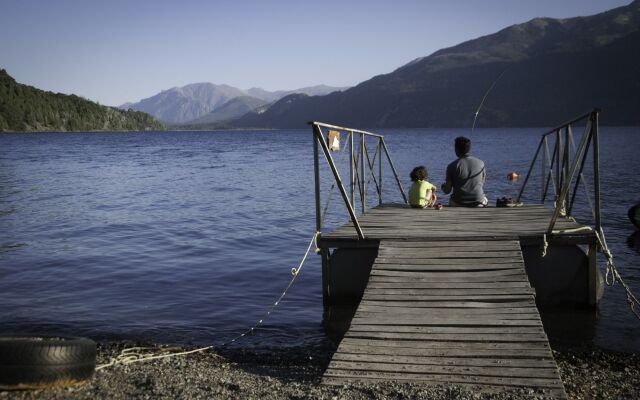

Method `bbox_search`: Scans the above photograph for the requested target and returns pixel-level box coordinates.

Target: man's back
[446,155,486,206]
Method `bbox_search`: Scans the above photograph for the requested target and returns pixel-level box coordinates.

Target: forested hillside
[0,70,164,132]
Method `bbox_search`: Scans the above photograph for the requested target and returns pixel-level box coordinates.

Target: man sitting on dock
[441,136,488,207]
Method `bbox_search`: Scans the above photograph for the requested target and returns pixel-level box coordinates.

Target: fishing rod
[471,69,507,134]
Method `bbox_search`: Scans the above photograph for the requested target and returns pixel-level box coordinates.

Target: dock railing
[516,108,601,235]
[310,121,407,240]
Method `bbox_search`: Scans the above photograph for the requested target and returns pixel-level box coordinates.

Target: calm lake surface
[1,128,639,353]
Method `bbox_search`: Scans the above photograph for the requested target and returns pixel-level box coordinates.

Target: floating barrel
[629,203,640,230]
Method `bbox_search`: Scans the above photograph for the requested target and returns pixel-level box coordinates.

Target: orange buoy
[507,171,519,182]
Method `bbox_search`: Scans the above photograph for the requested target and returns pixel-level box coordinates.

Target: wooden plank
[368,275,530,284]
[355,305,540,315]
[370,269,528,278]
[322,235,565,398]
[336,344,552,358]
[374,258,525,265]
[331,353,557,368]
[339,338,549,350]
[379,240,522,245]
[371,265,524,272]
[350,317,542,326]
[353,311,542,320]
[327,360,560,379]
[359,300,536,308]
[366,281,532,289]
[344,331,548,342]
[348,324,546,334]
[374,258,524,265]
[360,294,535,302]
[379,242,520,249]
[375,252,524,259]
[362,288,536,296]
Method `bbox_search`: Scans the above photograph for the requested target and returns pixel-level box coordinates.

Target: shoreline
[3,341,638,400]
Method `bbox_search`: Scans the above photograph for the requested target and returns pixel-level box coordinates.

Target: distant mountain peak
[121,83,349,124]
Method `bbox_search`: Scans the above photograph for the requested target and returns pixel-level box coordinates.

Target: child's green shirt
[409,180,436,207]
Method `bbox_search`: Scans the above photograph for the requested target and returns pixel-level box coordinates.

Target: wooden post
[321,248,331,306]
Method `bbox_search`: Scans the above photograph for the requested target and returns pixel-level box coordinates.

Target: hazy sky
[0,0,632,106]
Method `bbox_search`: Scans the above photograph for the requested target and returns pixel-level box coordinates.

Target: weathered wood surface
[321,204,593,243]
[323,240,567,398]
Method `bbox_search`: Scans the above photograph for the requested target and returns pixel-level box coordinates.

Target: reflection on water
[627,232,640,253]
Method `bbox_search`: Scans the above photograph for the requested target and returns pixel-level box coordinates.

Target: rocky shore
[2,341,638,400]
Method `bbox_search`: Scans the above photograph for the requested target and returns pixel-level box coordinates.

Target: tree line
[0,69,165,132]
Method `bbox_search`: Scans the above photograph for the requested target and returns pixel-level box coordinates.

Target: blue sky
[0,0,632,106]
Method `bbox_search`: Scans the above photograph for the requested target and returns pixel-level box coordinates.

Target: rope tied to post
[540,226,639,321]
[96,230,321,371]
[595,228,640,321]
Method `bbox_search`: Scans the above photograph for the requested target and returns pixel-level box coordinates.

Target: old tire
[0,336,96,390]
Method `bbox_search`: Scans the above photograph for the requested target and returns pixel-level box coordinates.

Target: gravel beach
[2,341,638,400]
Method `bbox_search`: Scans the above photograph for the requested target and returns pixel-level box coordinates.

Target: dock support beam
[321,248,331,306]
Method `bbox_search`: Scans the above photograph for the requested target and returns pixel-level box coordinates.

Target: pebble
[2,342,638,399]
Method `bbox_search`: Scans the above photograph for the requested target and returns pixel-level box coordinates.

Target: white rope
[541,226,593,257]
[96,231,321,371]
[595,228,640,321]
[541,225,640,321]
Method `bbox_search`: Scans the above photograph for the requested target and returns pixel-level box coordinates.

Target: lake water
[1,127,639,353]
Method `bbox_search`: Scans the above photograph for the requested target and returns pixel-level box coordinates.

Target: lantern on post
[327,130,340,151]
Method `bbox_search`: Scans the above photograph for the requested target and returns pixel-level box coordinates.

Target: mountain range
[120,84,348,125]
[4,1,639,132]
[230,0,640,128]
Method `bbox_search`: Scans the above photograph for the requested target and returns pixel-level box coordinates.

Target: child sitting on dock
[409,166,437,208]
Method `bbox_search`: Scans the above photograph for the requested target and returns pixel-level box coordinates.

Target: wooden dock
[321,204,594,245]
[319,205,597,398]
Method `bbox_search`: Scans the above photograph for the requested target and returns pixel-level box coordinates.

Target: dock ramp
[322,239,567,399]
